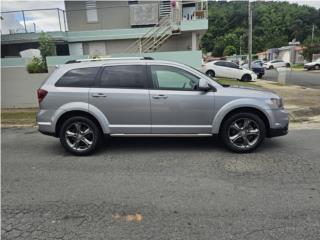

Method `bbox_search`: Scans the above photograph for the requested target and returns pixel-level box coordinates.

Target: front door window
[150,65,200,90]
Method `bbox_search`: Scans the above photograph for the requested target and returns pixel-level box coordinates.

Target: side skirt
[109,134,213,137]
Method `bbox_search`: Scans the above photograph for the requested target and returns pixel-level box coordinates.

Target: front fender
[211,98,271,134]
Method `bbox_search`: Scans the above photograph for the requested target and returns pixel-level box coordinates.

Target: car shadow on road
[39,134,286,156]
[91,136,285,155]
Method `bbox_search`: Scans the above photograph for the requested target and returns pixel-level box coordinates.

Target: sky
[1,0,319,34]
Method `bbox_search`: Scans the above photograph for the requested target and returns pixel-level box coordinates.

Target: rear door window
[99,65,146,89]
[55,67,99,87]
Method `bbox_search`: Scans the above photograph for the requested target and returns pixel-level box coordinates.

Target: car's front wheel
[241,74,252,82]
[59,116,101,155]
[220,112,266,153]
[258,73,263,79]
[315,64,320,70]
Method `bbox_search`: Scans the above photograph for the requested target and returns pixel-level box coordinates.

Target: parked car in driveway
[242,61,265,79]
[264,60,291,69]
[37,57,289,155]
[304,58,320,70]
[202,60,257,81]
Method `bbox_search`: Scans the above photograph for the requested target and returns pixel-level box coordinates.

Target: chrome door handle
[91,93,106,98]
[152,94,168,99]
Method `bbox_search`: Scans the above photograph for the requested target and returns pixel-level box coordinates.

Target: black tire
[241,74,252,82]
[59,116,101,156]
[286,63,291,68]
[220,112,266,153]
[269,65,274,69]
[258,73,263,79]
[315,64,320,70]
[206,70,215,78]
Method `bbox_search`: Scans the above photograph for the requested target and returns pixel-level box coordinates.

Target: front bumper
[268,124,289,137]
[266,109,289,138]
[304,65,313,70]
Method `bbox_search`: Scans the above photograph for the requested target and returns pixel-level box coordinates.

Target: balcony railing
[0,1,207,35]
[1,8,67,35]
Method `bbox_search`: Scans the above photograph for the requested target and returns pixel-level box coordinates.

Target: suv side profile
[37,57,289,155]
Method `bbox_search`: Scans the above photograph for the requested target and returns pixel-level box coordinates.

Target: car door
[214,61,227,78]
[226,62,242,79]
[148,64,215,134]
[89,64,151,134]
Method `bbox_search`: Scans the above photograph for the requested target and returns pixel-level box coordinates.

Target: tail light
[37,89,48,103]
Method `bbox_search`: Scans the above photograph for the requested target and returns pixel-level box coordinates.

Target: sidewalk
[252,80,320,129]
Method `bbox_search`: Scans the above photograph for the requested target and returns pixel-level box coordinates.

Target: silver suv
[37,57,289,155]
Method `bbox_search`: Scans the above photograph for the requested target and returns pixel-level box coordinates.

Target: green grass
[214,78,261,88]
[292,63,304,69]
[1,109,37,126]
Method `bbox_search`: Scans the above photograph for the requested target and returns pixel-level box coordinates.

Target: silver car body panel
[37,59,289,136]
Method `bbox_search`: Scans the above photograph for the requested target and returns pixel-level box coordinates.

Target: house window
[85,0,98,23]
[128,0,138,5]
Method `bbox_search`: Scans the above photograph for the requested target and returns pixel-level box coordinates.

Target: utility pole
[248,0,252,69]
[239,35,242,55]
[312,24,315,43]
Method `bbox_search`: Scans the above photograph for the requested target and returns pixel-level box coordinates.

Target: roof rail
[65,56,154,64]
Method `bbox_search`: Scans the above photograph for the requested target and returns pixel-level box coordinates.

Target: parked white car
[304,58,320,70]
[202,60,257,82]
[263,60,291,69]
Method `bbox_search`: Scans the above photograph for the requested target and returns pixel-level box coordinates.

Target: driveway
[263,69,320,88]
[2,128,320,240]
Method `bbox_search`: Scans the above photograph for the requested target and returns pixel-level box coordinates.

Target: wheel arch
[52,103,110,137]
[55,110,106,137]
[212,105,271,136]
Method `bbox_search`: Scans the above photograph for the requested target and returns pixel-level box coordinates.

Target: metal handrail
[124,15,172,53]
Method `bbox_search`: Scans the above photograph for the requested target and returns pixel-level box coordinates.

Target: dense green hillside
[201,1,320,56]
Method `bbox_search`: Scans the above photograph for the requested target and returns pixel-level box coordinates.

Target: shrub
[27,57,47,73]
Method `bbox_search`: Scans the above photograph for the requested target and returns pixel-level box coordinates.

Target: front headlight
[267,98,283,109]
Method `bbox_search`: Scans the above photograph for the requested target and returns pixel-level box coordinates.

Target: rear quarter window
[99,65,146,89]
[55,67,100,87]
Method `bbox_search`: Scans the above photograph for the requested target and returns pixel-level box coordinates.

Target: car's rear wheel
[59,116,101,155]
[220,112,266,153]
[269,65,274,69]
[258,73,263,79]
[241,74,252,82]
[315,64,320,70]
[206,70,215,78]
[286,63,291,68]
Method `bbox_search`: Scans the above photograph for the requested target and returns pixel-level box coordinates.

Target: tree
[39,32,55,71]
[223,45,237,56]
[302,37,320,61]
[201,1,320,55]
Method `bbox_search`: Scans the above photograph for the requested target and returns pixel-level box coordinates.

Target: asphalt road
[2,128,320,240]
[263,69,320,88]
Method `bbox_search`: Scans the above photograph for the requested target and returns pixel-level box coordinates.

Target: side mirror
[198,78,211,91]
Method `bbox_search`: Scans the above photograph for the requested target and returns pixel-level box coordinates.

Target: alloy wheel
[65,122,94,152]
[228,118,260,149]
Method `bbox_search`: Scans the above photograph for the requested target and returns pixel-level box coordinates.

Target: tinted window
[226,62,239,69]
[214,61,226,67]
[150,65,199,90]
[55,67,99,87]
[100,65,145,89]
